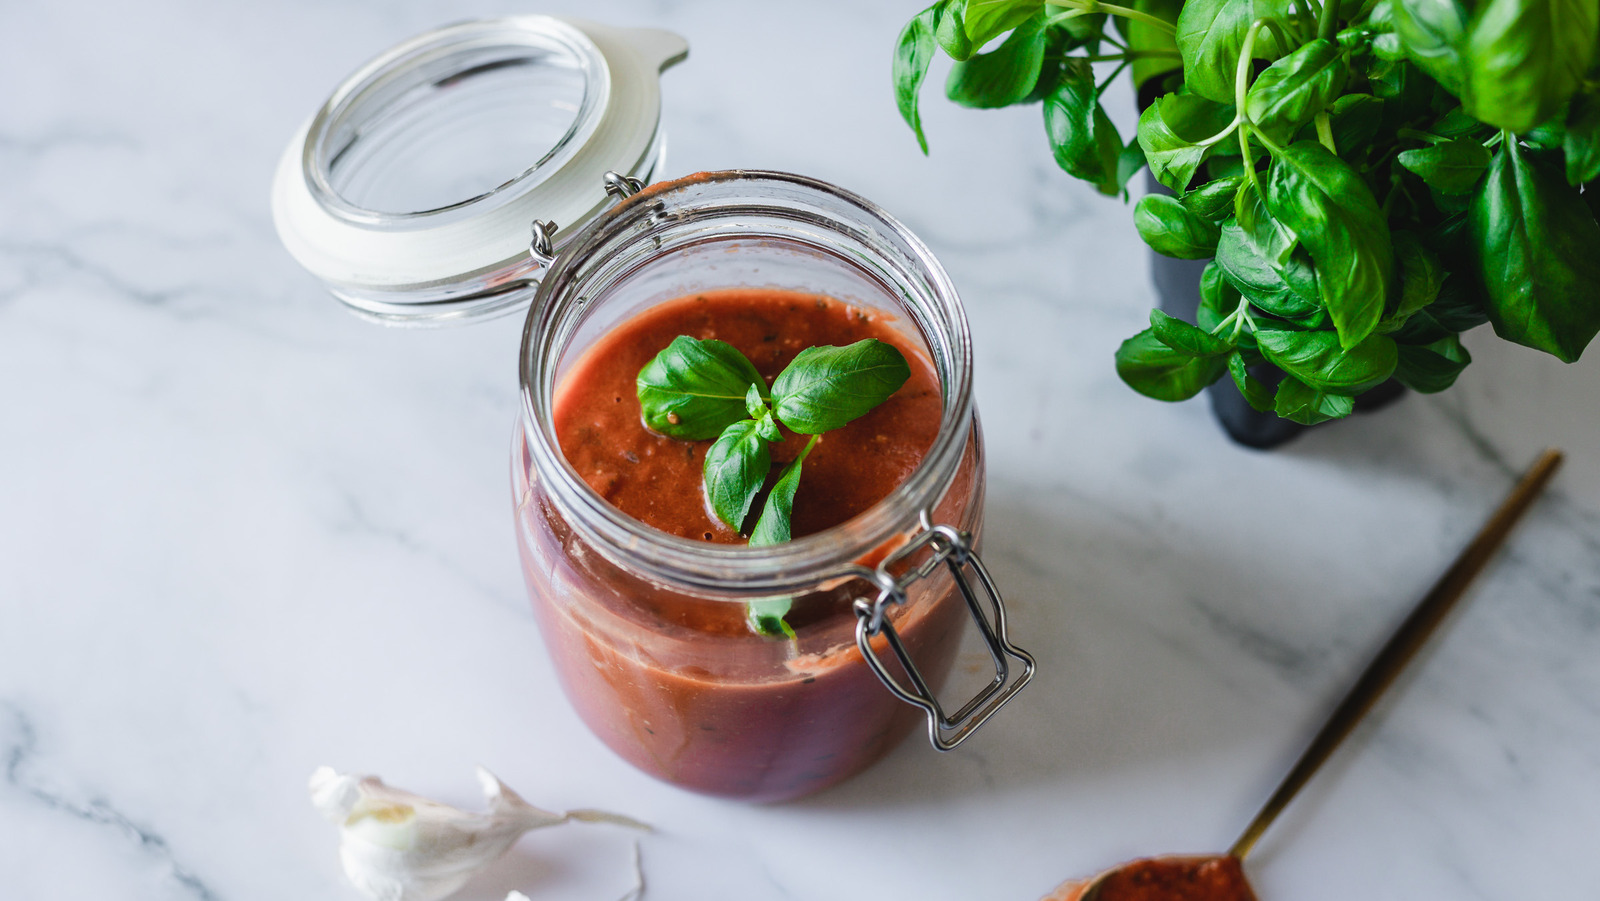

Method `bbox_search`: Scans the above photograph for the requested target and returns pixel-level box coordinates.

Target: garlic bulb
[310,766,647,901]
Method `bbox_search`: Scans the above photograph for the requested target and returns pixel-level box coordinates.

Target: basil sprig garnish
[893,0,1600,423]
[638,336,911,637]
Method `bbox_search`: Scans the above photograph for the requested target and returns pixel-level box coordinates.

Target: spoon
[1042,449,1566,901]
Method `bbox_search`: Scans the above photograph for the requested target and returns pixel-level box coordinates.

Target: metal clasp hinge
[528,171,647,265]
[853,513,1036,751]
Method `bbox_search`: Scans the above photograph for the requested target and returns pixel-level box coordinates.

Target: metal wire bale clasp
[852,514,1036,751]
[602,171,645,198]
[528,171,647,266]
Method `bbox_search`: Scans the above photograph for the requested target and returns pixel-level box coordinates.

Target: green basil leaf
[1325,95,1386,153]
[1393,334,1473,391]
[703,419,774,531]
[1369,0,1400,29]
[1151,308,1233,355]
[1463,0,1599,134]
[1256,328,1400,394]
[963,0,1045,47]
[1273,374,1357,424]
[1181,175,1246,220]
[1364,0,1410,59]
[1199,260,1244,318]
[937,0,977,60]
[1370,57,1435,129]
[746,598,796,639]
[1117,138,1150,193]
[1024,38,1069,105]
[771,339,912,434]
[1283,301,1331,330]
[947,9,1049,108]
[1422,209,1474,263]
[1176,0,1288,103]
[1199,261,1256,351]
[1373,31,1408,61]
[1390,230,1445,322]
[1435,105,1492,138]
[1137,93,1236,193]
[1392,308,1455,343]
[745,382,769,420]
[1045,58,1124,193]
[1228,350,1278,411]
[1526,113,1570,149]
[1115,330,1230,400]
[1565,91,1600,185]
[1470,140,1600,361]
[1390,0,1472,93]
[1206,151,1251,179]
[1247,39,1350,143]
[637,336,766,440]
[1263,142,1394,349]
[1234,184,1295,264]
[756,416,782,442]
[1372,0,1401,31]
[749,384,784,442]
[1428,272,1494,331]
[1428,184,1475,214]
[1215,194,1322,318]
[1129,0,1186,88]
[895,4,942,154]
[1135,194,1224,258]
[1216,229,1314,317]
[1062,10,1111,41]
[1397,138,1493,193]
[749,438,815,548]
[1198,261,1233,323]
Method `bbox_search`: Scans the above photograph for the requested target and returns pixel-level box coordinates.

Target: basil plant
[895,0,1600,424]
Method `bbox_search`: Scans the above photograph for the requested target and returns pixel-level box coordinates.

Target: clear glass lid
[271,16,687,324]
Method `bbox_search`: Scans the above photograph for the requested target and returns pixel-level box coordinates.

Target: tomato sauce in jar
[516,288,979,799]
[512,171,1013,801]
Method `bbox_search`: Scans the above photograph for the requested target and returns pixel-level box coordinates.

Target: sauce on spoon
[1043,856,1256,901]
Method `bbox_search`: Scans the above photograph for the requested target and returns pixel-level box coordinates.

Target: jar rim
[518,170,975,598]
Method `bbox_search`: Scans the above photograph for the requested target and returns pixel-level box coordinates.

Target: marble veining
[3,0,1599,899]
[2,704,219,901]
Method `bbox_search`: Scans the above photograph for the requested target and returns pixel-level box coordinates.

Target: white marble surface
[4,1,1599,899]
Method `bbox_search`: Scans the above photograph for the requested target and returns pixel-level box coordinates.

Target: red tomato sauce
[1043,856,1259,901]
[553,288,943,543]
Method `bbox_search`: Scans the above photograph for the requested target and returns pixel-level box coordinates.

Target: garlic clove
[310,766,646,901]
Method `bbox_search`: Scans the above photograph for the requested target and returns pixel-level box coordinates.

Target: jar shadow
[792,484,1329,814]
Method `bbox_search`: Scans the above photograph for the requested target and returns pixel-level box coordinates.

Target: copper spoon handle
[1228,448,1565,861]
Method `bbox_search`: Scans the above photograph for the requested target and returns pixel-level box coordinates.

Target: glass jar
[513,171,1029,800]
[272,17,1033,804]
